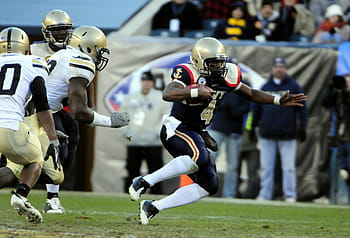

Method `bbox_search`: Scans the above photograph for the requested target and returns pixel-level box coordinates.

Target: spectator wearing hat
[312,4,350,44]
[119,71,171,194]
[213,1,252,40]
[309,0,350,27]
[249,57,308,202]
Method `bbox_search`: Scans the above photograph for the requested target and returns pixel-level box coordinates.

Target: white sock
[143,155,198,186]
[46,184,60,194]
[153,183,209,211]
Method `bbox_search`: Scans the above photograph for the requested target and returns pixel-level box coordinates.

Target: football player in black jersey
[129,37,306,225]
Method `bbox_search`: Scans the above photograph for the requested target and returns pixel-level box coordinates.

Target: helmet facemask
[204,57,228,78]
[43,25,72,51]
[190,37,228,78]
[94,47,110,71]
[41,9,73,51]
[70,25,110,71]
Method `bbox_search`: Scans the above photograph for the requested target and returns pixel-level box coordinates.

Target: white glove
[110,111,130,128]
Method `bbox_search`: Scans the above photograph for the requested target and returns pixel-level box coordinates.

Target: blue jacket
[252,75,308,140]
[209,90,250,135]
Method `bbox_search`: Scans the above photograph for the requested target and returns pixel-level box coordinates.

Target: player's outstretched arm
[236,83,306,106]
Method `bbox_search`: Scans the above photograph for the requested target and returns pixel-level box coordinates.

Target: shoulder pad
[224,63,241,87]
[69,52,95,74]
[173,63,201,85]
[31,56,48,73]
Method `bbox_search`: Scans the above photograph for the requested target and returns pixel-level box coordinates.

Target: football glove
[56,130,69,145]
[44,140,61,171]
[199,130,218,152]
[110,111,130,128]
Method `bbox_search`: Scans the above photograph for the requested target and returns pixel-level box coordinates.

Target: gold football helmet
[42,9,73,51]
[0,27,29,54]
[190,37,228,77]
[69,25,110,71]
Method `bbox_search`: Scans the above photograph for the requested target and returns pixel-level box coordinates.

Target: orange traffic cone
[179,174,193,187]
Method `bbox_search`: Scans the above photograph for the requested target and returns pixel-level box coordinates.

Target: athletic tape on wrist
[274,95,281,105]
[90,111,112,127]
[50,139,59,146]
[190,88,199,98]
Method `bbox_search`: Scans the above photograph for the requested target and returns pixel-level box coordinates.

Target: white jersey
[30,41,56,61]
[0,53,48,130]
[46,46,95,111]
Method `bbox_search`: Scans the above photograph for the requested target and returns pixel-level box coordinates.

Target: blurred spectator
[323,42,350,202]
[213,1,251,40]
[345,5,350,23]
[312,4,350,44]
[273,0,315,41]
[208,89,250,198]
[322,75,350,202]
[309,0,350,27]
[120,71,170,195]
[246,0,280,41]
[251,57,308,202]
[201,0,235,19]
[245,0,281,16]
[151,0,202,37]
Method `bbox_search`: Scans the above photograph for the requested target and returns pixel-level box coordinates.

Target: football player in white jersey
[0,27,59,223]
[45,25,129,128]
[30,9,75,214]
[1,25,130,215]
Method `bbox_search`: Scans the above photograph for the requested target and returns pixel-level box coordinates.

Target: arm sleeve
[30,76,50,112]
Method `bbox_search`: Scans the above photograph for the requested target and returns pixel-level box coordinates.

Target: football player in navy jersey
[129,37,306,225]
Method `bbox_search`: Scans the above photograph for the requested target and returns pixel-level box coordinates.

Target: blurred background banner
[93,35,337,200]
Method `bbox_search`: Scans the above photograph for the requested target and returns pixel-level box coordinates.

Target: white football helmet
[190,37,228,77]
[42,9,73,51]
[0,27,29,54]
[69,25,110,71]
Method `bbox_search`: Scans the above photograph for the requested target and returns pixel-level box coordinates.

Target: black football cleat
[139,200,159,225]
[128,176,150,201]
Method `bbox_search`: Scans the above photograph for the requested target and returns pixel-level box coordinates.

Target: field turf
[0,189,349,238]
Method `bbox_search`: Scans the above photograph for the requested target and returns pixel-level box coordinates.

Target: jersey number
[0,64,21,95]
[47,60,57,75]
[200,91,225,125]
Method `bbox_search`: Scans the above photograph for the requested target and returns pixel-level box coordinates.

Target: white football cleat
[11,192,43,224]
[43,197,66,214]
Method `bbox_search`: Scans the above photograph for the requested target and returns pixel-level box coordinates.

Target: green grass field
[0,189,349,238]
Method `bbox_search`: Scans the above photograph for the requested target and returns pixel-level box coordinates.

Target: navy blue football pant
[160,125,218,195]
[53,109,80,190]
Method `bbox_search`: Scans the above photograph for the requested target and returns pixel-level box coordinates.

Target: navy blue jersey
[169,62,242,130]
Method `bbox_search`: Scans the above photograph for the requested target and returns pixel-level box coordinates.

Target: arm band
[90,111,112,127]
[30,76,50,112]
[273,95,281,105]
[190,88,199,98]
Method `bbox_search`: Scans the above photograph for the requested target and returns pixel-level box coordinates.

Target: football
[184,84,211,106]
